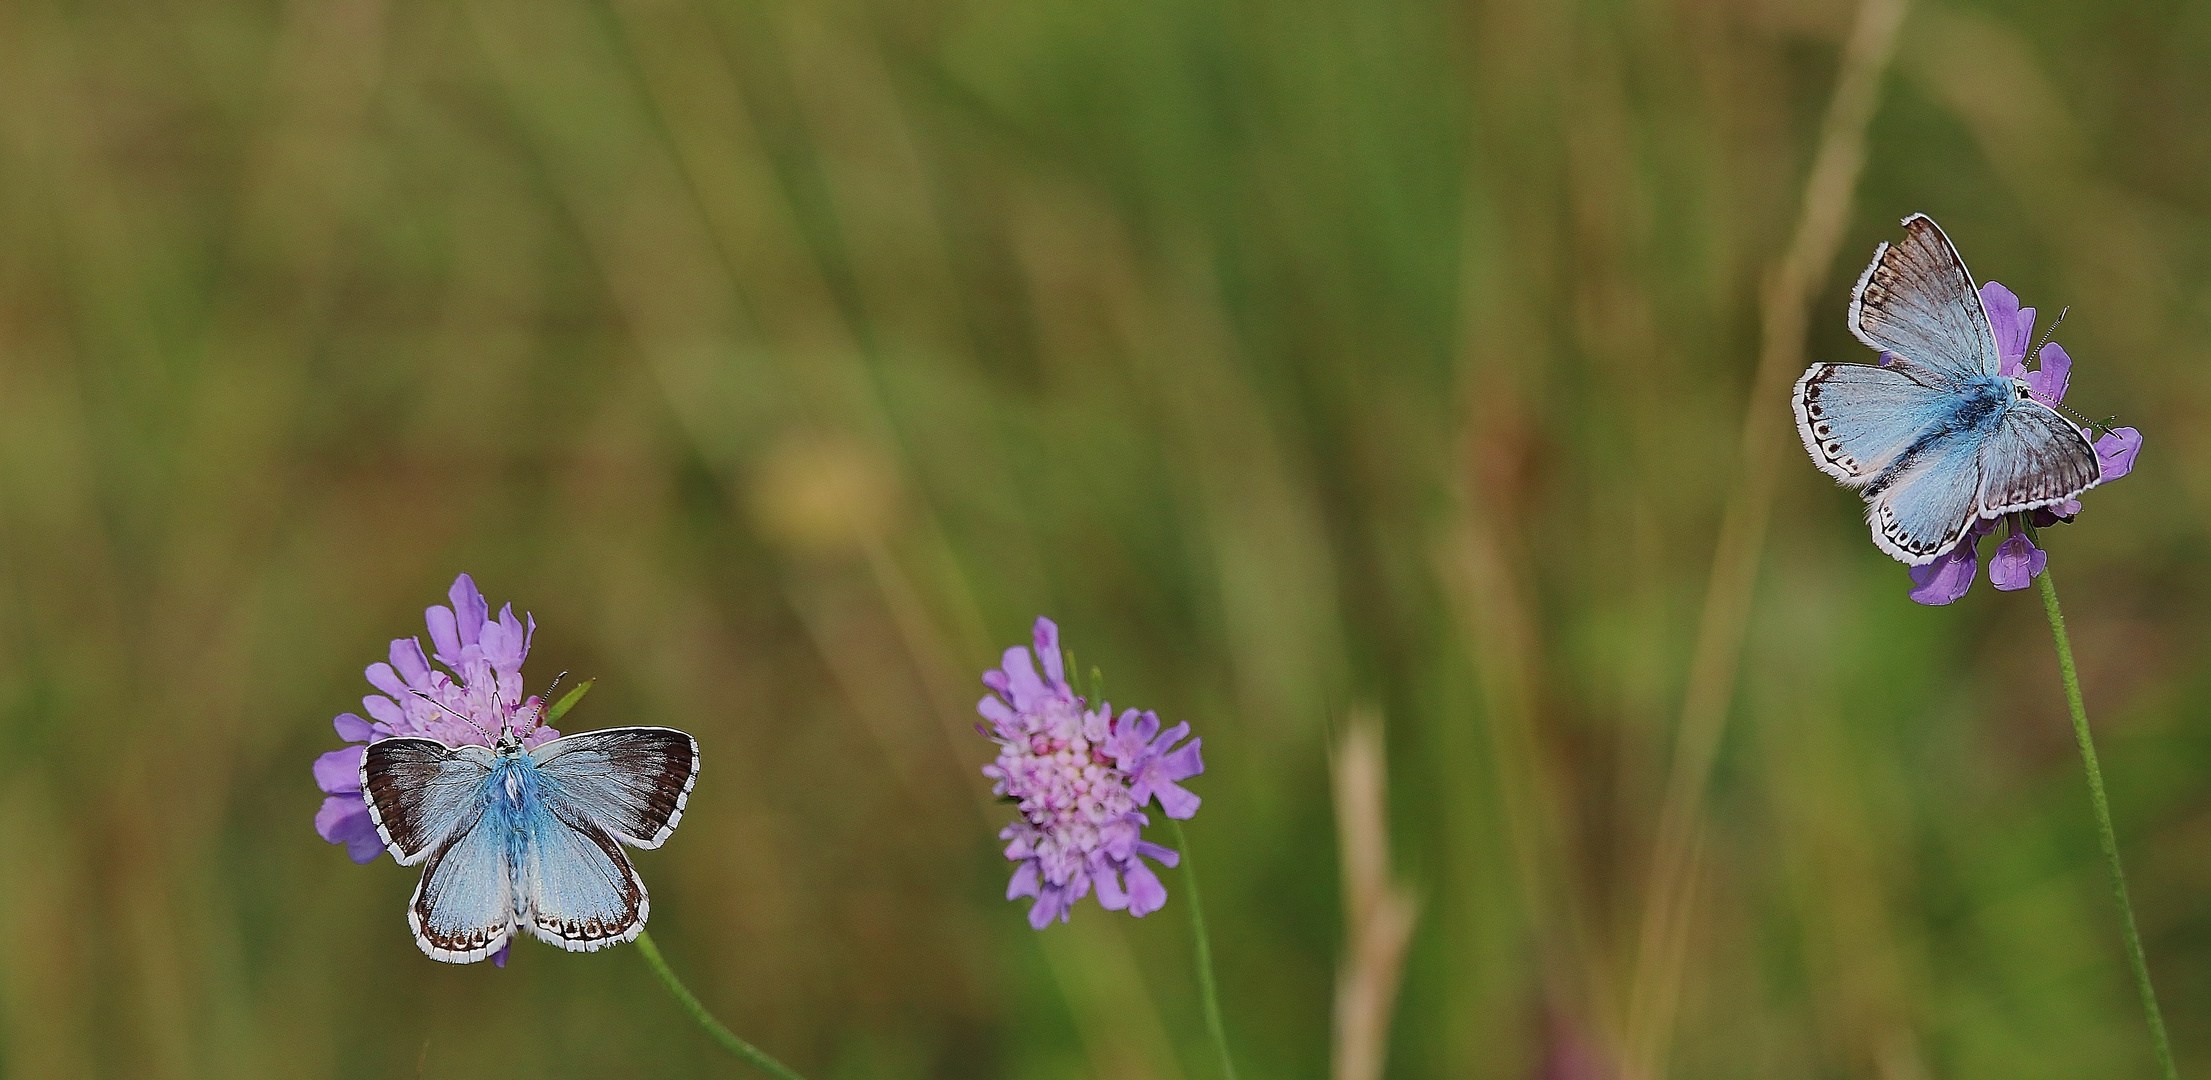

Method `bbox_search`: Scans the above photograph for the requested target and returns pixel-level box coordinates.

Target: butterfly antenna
[2040,394,2120,438]
[2017,306,2124,436]
[530,671,569,730]
[409,688,495,744]
[2027,305,2069,364]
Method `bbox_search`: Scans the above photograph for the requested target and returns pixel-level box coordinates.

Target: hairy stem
[636,930,809,1080]
[1171,817,1239,1080]
[2037,566,2178,1080]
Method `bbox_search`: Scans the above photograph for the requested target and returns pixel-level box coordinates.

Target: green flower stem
[1170,817,1239,1080]
[2037,565,2178,1080]
[635,930,809,1080]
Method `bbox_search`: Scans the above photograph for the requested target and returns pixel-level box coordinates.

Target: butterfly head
[497,669,568,755]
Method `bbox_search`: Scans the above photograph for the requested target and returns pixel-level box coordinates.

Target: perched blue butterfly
[1794,214,2102,564]
[360,716,699,964]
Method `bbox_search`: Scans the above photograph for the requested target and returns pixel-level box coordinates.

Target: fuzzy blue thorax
[490,747,544,914]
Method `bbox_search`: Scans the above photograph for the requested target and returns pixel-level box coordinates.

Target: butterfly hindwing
[361,738,496,865]
[522,802,649,952]
[1977,397,2101,515]
[1793,362,1955,485]
[1864,429,1985,565]
[408,798,515,963]
[530,727,700,848]
[1848,214,2002,383]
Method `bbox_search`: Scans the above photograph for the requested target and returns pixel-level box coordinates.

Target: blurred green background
[3,0,2210,1076]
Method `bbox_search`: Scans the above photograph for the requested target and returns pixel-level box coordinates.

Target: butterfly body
[1795,215,2101,564]
[361,726,699,964]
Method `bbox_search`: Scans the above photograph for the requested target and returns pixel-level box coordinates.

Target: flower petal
[977,695,1017,730]
[345,831,386,864]
[333,712,375,742]
[1907,543,1978,606]
[2027,342,2071,404]
[315,794,385,863]
[365,662,409,703]
[2097,427,2141,483]
[1157,738,1205,783]
[1007,860,1040,900]
[1988,534,2047,591]
[1092,859,1129,910]
[1151,778,1202,820]
[1110,709,1159,764]
[1027,892,1063,929]
[1142,719,1189,756]
[391,637,433,688]
[484,604,529,673]
[1032,617,1064,687]
[426,604,461,665]
[1096,818,1139,861]
[362,694,407,728]
[314,793,366,841]
[313,746,366,793]
[1980,282,2032,372]
[1121,859,1168,917]
[450,574,488,647]
[999,647,1047,712]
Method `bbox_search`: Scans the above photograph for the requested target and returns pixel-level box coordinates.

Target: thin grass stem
[635,930,809,1080]
[1171,817,1239,1080]
[2035,564,2178,1080]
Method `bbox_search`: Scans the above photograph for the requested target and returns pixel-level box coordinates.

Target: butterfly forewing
[529,727,700,848]
[1848,214,2003,383]
[361,738,496,865]
[1978,400,2101,515]
[408,800,515,963]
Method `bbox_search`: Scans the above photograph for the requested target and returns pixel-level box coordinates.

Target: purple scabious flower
[313,574,558,865]
[978,617,1204,929]
[1906,282,2142,606]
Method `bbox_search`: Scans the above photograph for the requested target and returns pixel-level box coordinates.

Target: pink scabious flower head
[978,617,1204,929]
[1906,282,2142,606]
[313,574,558,865]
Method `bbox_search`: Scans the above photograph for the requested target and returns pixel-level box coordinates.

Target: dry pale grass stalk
[1620,0,1911,1074]
[1332,712,1419,1080]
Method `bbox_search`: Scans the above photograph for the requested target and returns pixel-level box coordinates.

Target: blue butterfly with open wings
[1795,214,2105,565]
[359,702,699,964]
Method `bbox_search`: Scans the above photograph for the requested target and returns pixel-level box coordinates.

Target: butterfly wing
[519,801,649,952]
[529,727,700,848]
[1793,362,1956,486]
[1863,429,1986,565]
[407,797,517,963]
[360,738,496,865]
[1848,214,2002,384]
[517,727,699,952]
[1976,398,2101,516]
